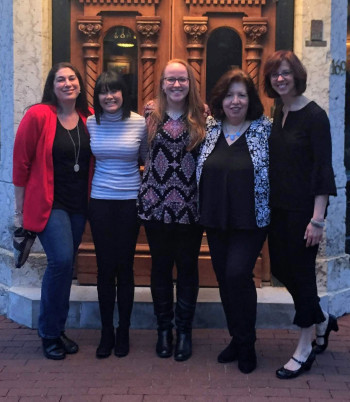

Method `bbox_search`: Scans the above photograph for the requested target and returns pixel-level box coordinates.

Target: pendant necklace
[66,124,81,172]
[224,121,246,141]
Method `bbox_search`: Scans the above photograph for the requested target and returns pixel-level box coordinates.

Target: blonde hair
[147,59,206,151]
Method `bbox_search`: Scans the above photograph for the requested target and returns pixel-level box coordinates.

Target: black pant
[89,198,139,329]
[206,227,267,346]
[144,222,203,332]
[268,208,325,328]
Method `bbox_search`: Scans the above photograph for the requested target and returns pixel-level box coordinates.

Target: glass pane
[103,26,138,111]
[206,28,242,101]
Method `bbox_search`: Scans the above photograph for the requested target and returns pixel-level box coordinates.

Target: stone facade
[0,0,348,325]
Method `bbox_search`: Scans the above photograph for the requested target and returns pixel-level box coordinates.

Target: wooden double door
[71,0,276,286]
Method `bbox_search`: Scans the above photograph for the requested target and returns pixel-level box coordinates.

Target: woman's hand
[304,222,323,247]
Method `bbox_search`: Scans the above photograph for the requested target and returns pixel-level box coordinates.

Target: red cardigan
[13,104,93,232]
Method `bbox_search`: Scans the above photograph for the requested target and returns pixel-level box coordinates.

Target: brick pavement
[0,314,349,401]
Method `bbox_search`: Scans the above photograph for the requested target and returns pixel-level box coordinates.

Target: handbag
[13,227,37,268]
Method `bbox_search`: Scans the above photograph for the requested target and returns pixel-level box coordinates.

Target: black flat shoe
[96,327,115,359]
[217,338,238,363]
[312,314,339,354]
[42,338,66,360]
[115,327,129,358]
[60,332,79,354]
[174,332,192,362]
[156,329,173,358]
[276,350,316,379]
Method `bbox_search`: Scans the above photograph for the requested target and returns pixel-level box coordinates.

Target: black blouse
[52,118,91,213]
[199,131,257,230]
[269,101,337,212]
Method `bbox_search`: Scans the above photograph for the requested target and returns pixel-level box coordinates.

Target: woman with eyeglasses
[263,50,337,379]
[138,59,206,361]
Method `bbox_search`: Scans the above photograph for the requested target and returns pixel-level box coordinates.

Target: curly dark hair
[209,69,264,121]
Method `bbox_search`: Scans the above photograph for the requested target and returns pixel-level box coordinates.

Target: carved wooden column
[243,17,268,88]
[183,17,208,93]
[136,17,161,107]
[77,16,103,106]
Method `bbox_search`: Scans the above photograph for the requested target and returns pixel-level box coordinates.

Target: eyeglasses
[270,70,292,80]
[163,77,189,85]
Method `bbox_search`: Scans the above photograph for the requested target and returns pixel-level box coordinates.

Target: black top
[199,131,257,230]
[269,101,337,212]
[52,118,91,213]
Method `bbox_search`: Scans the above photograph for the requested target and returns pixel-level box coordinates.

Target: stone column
[183,17,208,93]
[77,17,103,107]
[0,0,52,312]
[294,0,349,316]
[136,17,161,107]
[242,17,268,87]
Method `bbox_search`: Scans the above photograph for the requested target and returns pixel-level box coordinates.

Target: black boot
[151,286,174,358]
[174,286,198,362]
[174,330,192,361]
[96,327,115,359]
[115,327,129,357]
[156,328,173,358]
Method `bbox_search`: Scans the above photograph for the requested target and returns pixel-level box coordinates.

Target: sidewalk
[0,314,349,402]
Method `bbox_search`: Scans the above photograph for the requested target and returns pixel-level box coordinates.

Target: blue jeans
[37,209,86,339]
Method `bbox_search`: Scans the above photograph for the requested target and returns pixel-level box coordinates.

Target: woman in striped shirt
[87,71,148,359]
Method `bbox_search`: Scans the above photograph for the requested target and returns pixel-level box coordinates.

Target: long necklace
[66,124,81,172]
[224,121,246,141]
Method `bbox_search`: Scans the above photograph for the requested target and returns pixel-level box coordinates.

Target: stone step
[7,284,328,330]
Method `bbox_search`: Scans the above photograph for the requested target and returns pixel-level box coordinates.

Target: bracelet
[310,218,325,228]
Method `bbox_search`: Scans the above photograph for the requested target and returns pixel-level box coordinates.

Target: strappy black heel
[312,314,339,354]
[276,350,316,379]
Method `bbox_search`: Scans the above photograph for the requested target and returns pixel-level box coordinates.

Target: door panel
[72,0,276,287]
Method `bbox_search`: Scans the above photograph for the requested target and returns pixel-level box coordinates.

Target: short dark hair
[263,50,307,98]
[209,69,264,121]
[41,62,90,116]
[93,71,131,124]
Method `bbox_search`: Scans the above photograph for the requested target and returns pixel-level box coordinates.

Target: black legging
[268,208,325,328]
[89,198,139,329]
[206,227,267,346]
[144,222,203,332]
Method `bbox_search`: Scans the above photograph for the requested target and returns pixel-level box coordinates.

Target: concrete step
[7,284,328,330]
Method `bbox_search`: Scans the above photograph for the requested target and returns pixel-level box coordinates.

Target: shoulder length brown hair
[263,50,307,98]
[147,59,206,151]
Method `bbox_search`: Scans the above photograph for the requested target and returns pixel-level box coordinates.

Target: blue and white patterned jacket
[196,115,271,228]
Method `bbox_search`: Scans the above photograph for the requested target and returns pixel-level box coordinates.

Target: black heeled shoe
[174,331,192,362]
[42,338,66,360]
[276,350,316,379]
[217,338,238,363]
[312,314,339,354]
[156,328,173,358]
[60,332,79,354]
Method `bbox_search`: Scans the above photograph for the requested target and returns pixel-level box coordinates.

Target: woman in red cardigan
[13,62,92,360]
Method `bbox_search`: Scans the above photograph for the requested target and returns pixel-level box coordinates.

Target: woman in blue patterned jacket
[196,69,271,374]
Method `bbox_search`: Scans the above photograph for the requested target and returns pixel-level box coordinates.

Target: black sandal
[312,314,339,354]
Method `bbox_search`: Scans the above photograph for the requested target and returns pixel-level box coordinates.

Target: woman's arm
[304,194,328,247]
[14,186,25,227]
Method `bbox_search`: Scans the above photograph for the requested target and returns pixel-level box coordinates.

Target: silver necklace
[66,124,80,172]
[224,121,246,141]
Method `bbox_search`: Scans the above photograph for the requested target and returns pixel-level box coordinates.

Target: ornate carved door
[72,0,276,287]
